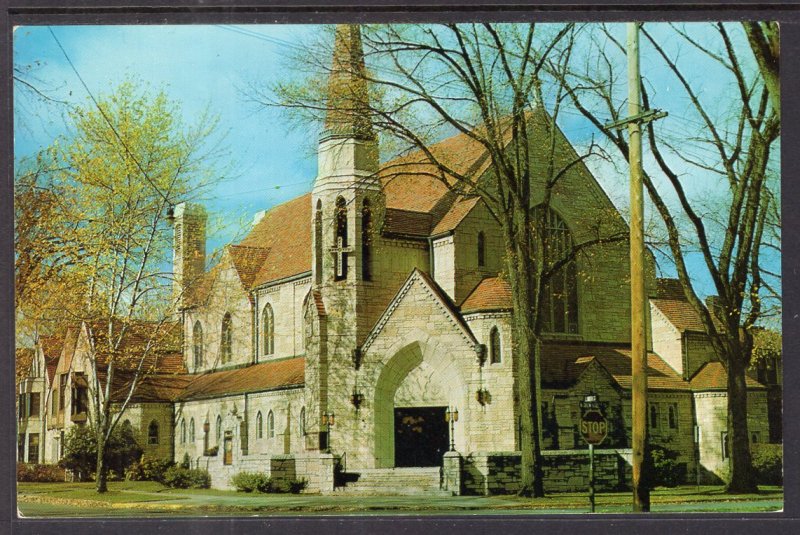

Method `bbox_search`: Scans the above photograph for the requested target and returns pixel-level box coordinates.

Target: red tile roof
[110,372,195,403]
[88,320,186,375]
[690,361,765,391]
[432,196,482,235]
[177,357,305,401]
[651,278,710,333]
[461,277,513,313]
[539,342,691,391]
[240,193,312,288]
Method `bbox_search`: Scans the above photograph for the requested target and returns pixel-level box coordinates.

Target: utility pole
[627,21,650,513]
[605,22,666,513]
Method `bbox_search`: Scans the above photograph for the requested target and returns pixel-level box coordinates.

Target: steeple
[323,24,375,142]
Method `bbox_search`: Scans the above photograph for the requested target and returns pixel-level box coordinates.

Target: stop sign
[580,409,608,445]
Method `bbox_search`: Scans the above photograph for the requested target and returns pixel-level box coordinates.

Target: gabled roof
[109,372,195,403]
[461,276,513,313]
[177,357,305,401]
[690,361,765,391]
[362,268,480,355]
[86,320,186,375]
[651,278,707,333]
[240,193,312,288]
[540,342,691,391]
[431,196,482,236]
[228,245,271,290]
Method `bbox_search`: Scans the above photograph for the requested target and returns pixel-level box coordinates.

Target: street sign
[580,409,608,446]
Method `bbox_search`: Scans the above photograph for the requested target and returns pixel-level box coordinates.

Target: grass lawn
[16,481,784,517]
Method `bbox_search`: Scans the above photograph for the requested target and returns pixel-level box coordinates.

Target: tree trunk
[95,434,108,493]
[726,352,758,493]
[505,217,545,498]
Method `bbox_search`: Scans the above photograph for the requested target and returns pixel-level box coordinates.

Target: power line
[47,26,174,207]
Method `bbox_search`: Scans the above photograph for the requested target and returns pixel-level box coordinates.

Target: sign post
[580,394,608,513]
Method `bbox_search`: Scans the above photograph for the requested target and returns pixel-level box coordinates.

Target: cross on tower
[331,236,353,280]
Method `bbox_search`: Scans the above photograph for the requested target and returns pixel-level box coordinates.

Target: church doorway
[393,406,448,467]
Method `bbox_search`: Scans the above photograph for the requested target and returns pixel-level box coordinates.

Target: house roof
[539,342,691,391]
[110,372,195,403]
[651,278,707,333]
[87,320,186,375]
[690,361,766,391]
[431,196,482,236]
[461,276,513,313]
[176,357,305,401]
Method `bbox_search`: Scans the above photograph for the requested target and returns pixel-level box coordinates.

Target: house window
[256,411,263,439]
[334,196,348,281]
[216,415,222,444]
[59,373,67,411]
[722,432,730,459]
[148,420,159,445]
[29,392,40,418]
[477,231,486,267]
[649,403,659,430]
[489,327,502,364]
[267,410,275,439]
[362,199,372,281]
[262,304,274,356]
[300,407,306,436]
[180,419,186,444]
[221,313,232,363]
[315,200,323,285]
[18,394,25,420]
[668,404,678,429]
[28,434,39,464]
[193,321,204,368]
[537,206,579,334]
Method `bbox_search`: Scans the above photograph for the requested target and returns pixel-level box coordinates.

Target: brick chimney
[172,202,207,307]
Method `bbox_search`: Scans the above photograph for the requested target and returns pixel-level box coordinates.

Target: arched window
[315,200,323,285]
[300,407,306,436]
[221,313,232,363]
[180,419,186,444]
[334,196,348,281]
[148,420,159,445]
[489,326,502,364]
[537,207,579,334]
[189,418,195,442]
[477,231,486,267]
[193,321,204,369]
[256,411,263,439]
[262,304,274,356]
[203,420,210,452]
[668,405,677,429]
[216,415,222,444]
[649,404,659,430]
[362,199,372,281]
[267,410,275,439]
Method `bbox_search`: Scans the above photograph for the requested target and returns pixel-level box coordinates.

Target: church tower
[309,24,381,451]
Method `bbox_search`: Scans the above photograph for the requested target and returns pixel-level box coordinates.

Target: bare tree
[255,23,627,496]
[560,22,779,492]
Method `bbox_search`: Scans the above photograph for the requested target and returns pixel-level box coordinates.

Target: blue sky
[12,23,780,307]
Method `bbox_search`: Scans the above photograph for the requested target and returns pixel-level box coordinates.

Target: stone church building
[17,25,776,495]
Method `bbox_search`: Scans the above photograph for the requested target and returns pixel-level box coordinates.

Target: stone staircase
[334,466,450,495]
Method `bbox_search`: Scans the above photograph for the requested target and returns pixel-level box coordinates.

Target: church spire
[324,24,375,141]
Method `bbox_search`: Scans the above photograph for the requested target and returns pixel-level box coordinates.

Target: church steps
[333,467,450,495]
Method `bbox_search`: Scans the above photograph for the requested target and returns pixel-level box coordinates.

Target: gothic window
[489,326,502,364]
[193,321,204,368]
[148,420,159,445]
[668,404,678,429]
[649,403,659,430]
[189,418,195,442]
[221,313,232,363]
[335,196,348,281]
[721,432,730,459]
[537,207,579,334]
[256,411,263,439]
[180,419,186,444]
[315,200,323,285]
[300,407,306,436]
[477,231,486,267]
[362,199,372,281]
[262,304,274,356]
[267,410,275,439]
[203,420,210,452]
[216,415,222,445]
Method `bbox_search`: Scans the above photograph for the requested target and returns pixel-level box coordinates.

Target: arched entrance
[373,340,466,468]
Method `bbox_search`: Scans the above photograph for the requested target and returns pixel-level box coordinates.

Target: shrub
[752,443,782,485]
[17,463,66,482]
[180,453,191,469]
[231,471,272,493]
[137,457,175,483]
[163,466,211,489]
[649,445,684,488]
[60,424,142,480]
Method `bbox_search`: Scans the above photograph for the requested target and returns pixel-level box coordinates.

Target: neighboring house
[17,24,775,493]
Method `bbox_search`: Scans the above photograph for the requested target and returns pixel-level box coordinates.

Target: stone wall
[650,302,684,376]
[254,277,311,362]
